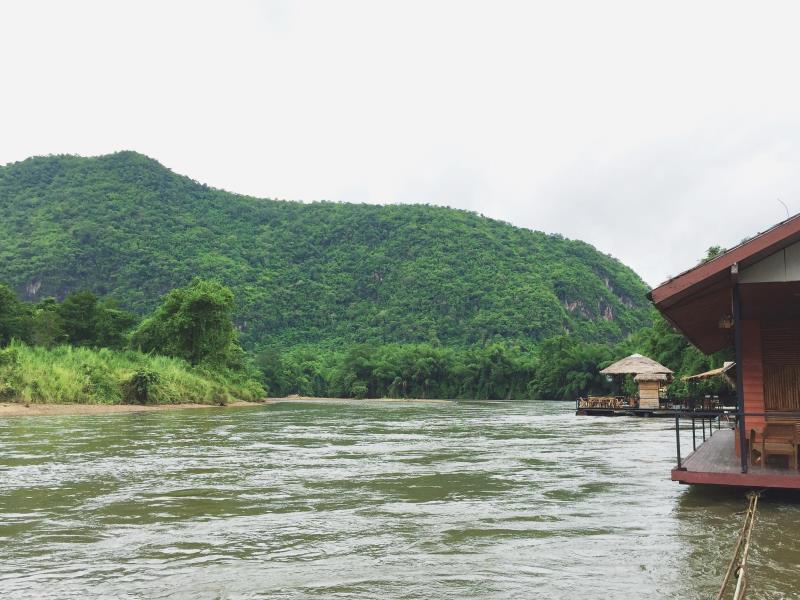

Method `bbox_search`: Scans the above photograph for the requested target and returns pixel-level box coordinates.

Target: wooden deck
[576,408,683,418]
[673,428,800,488]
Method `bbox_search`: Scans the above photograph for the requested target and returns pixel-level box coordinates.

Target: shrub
[350,380,368,399]
[122,369,160,404]
[82,363,122,404]
[0,347,20,400]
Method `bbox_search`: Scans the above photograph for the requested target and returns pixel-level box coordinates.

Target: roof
[600,353,673,376]
[682,362,736,382]
[648,212,800,353]
[634,373,670,383]
[649,212,800,307]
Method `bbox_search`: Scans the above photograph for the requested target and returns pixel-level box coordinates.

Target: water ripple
[1,402,799,598]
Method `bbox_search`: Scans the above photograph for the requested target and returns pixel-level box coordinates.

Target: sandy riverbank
[0,396,452,417]
[0,400,263,417]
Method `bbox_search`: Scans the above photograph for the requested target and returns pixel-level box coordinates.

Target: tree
[0,284,28,346]
[56,291,136,349]
[93,299,138,349]
[529,336,613,400]
[30,298,65,347]
[131,278,241,367]
[57,291,100,346]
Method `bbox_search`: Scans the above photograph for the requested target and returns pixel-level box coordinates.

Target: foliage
[0,152,730,402]
[56,291,137,348]
[131,278,241,368]
[0,284,28,346]
[0,346,20,399]
[122,369,160,404]
[700,245,726,263]
[29,298,65,347]
[256,342,538,400]
[0,285,136,349]
[527,336,614,400]
[0,340,264,405]
[0,152,652,350]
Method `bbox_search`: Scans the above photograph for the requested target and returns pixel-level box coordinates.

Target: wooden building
[600,353,672,410]
[650,213,800,488]
[634,373,669,409]
[576,354,673,415]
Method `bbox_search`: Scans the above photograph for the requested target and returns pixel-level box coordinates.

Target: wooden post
[732,266,747,474]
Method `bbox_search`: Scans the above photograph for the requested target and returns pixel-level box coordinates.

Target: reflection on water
[1,401,799,599]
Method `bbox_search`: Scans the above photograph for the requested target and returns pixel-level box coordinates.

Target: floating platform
[576,407,681,417]
[673,429,800,489]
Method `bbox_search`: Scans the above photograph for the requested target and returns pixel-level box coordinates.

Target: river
[1,400,799,599]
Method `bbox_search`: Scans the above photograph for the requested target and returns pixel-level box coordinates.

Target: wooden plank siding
[741,319,766,431]
[638,381,660,409]
[762,321,800,411]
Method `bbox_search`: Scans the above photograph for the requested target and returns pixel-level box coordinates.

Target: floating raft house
[600,354,673,410]
[650,212,800,489]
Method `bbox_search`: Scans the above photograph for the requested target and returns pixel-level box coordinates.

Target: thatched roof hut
[600,354,673,410]
[600,353,673,378]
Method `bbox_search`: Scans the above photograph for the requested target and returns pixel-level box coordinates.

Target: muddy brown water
[1,401,799,599]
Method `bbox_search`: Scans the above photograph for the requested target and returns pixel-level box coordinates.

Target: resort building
[576,353,672,415]
[599,353,672,410]
[649,213,800,488]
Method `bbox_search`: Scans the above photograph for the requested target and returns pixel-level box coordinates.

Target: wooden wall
[741,319,765,430]
[762,320,800,411]
[638,381,660,409]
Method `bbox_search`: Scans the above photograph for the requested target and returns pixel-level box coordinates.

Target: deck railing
[673,410,730,470]
[575,396,635,410]
[576,395,734,412]
[674,410,800,473]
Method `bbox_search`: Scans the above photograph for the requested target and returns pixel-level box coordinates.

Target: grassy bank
[0,341,264,405]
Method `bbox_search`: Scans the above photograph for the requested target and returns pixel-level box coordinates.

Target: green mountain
[0,151,651,349]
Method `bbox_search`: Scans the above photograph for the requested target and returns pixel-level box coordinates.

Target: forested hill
[0,151,651,349]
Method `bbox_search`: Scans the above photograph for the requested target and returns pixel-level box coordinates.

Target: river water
[1,401,799,599]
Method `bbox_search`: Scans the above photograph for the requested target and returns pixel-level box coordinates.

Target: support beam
[732,274,747,473]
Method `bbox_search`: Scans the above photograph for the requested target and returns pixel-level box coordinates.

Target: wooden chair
[758,422,797,470]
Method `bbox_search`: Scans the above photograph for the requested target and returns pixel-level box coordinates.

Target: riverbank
[264,395,452,404]
[0,400,263,417]
[0,342,264,407]
[0,396,452,417]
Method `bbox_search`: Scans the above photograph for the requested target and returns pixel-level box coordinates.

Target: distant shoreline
[264,396,453,405]
[0,396,454,417]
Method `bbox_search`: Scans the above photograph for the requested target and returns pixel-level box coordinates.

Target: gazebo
[600,353,673,409]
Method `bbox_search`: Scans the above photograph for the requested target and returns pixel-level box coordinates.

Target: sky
[3,0,800,286]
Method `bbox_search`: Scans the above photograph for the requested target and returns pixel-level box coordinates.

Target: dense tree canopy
[0,152,652,350]
[0,284,136,349]
[0,284,27,346]
[0,152,732,402]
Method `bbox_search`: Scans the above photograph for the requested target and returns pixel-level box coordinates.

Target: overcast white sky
[3,1,800,286]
